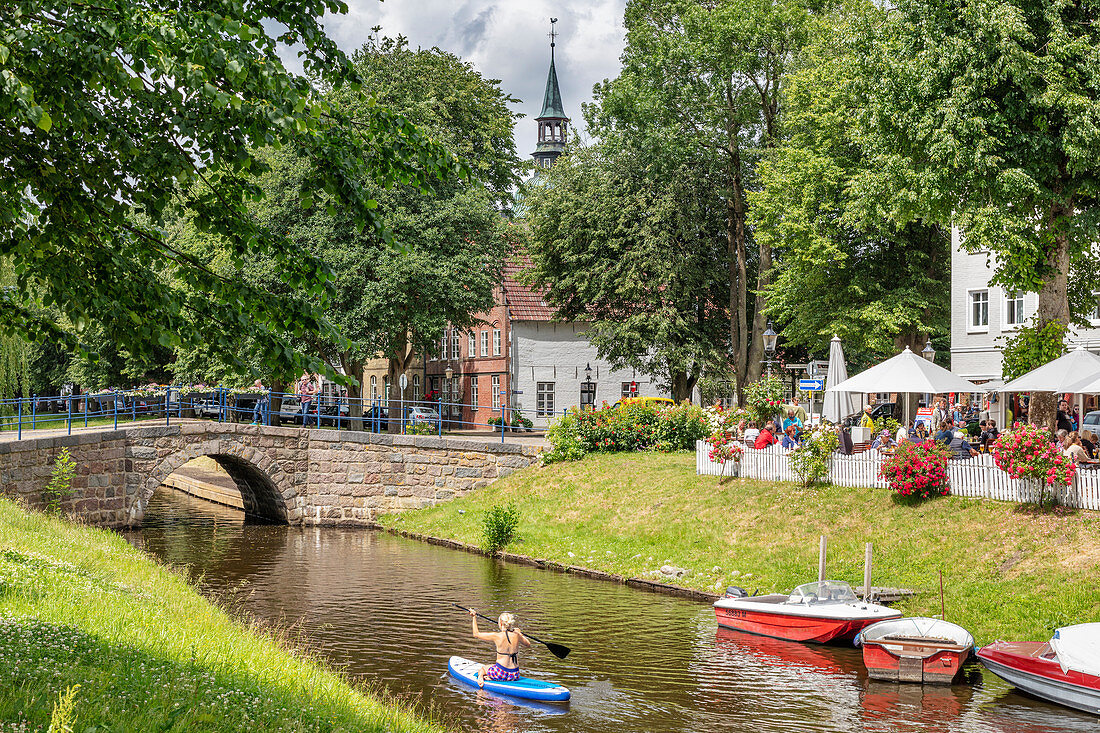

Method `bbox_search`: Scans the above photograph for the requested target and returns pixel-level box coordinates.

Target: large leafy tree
[525,143,729,402]
[752,5,950,362]
[852,0,1100,423]
[589,0,812,398]
[173,36,519,423]
[0,1,462,382]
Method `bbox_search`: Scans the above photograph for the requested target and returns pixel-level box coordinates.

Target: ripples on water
[126,489,1100,733]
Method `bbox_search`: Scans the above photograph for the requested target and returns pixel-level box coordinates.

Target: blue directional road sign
[799,378,825,392]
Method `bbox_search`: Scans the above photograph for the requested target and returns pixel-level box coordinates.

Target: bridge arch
[136,438,301,525]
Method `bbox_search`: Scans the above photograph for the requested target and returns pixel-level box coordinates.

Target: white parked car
[406,406,441,426]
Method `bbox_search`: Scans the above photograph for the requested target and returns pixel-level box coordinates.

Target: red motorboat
[713,580,902,644]
[855,617,974,684]
[978,623,1100,716]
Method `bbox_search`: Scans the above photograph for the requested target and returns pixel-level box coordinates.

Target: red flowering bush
[706,430,744,464]
[743,374,786,427]
[993,423,1076,505]
[878,440,953,501]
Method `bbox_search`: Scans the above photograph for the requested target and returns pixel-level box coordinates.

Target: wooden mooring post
[863,543,873,602]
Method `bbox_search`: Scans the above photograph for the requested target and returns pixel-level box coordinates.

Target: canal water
[126,489,1098,733]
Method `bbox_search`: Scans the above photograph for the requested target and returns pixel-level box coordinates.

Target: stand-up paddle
[453,603,571,659]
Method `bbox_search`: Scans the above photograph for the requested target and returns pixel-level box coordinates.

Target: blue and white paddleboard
[447,656,571,702]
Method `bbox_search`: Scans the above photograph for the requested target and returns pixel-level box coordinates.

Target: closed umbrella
[826,347,981,427]
[823,335,858,424]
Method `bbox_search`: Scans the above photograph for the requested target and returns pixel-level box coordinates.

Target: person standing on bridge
[297,372,317,427]
[251,379,269,425]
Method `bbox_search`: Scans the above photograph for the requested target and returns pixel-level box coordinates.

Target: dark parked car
[842,402,897,428]
[362,405,389,431]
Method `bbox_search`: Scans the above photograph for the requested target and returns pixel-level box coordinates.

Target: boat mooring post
[863,543,873,602]
[817,535,827,583]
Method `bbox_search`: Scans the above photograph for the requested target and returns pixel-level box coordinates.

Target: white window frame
[451,330,460,360]
[480,331,489,357]
[370,375,377,401]
[1004,290,1025,330]
[537,382,555,417]
[621,382,632,398]
[1091,292,1100,326]
[468,332,475,358]
[440,332,447,360]
[968,289,989,333]
[492,375,501,410]
[470,376,478,412]
[493,329,502,356]
[412,374,421,401]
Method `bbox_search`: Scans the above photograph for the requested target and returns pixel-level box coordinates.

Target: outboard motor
[724,586,749,598]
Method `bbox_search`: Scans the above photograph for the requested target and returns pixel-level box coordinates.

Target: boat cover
[1050,623,1100,678]
[857,617,973,647]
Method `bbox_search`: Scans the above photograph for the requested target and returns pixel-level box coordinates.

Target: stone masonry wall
[0,423,538,527]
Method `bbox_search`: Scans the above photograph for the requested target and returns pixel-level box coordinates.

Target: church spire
[532,17,568,170]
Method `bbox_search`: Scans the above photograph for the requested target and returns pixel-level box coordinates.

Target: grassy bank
[379,452,1100,643]
[0,500,443,732]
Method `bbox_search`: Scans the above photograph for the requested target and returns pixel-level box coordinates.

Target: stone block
[455,467,483,478]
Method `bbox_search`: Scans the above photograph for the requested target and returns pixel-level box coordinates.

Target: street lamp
[922,340,936,362]
[582,363,594,410]
[762,323,779,376]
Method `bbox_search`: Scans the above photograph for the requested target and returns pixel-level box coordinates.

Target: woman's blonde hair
[498,613,516,631]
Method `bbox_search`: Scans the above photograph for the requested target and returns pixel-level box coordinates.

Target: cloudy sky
[287,0,628,152]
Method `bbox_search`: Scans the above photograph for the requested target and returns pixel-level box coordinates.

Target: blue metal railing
[0,387,544,442]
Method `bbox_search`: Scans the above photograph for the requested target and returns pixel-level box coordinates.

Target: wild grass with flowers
[0,499,444,733]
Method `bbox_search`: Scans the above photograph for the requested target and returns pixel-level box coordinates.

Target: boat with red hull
[855,617,974,684]
[978,623,1100,716]
[713,580,902,644]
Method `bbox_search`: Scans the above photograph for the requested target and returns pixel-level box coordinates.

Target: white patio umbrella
[823,335,858,424]
[996,346,1100,394]
[826,347,981,427]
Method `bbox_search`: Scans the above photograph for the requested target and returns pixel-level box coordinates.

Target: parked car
[363,405,389,430]
[611,396,676,410]
[406,405,441,427]
[193,397,223,420]
[842,402,897,428]
[1082,411,1100,432]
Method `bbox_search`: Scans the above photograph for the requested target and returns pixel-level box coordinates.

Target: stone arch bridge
[0,424,537,527]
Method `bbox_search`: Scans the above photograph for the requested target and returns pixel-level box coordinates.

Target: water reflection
[127,489,1100,732]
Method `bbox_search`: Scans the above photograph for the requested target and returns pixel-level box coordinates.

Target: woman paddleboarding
[468,607,531,687]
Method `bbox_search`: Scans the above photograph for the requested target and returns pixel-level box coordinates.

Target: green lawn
[379,452,1100,644]
[0,500,444,733]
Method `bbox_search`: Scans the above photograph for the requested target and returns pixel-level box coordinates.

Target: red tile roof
[502,258,556,322]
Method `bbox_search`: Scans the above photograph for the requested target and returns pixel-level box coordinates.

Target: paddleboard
[447,656,570,702]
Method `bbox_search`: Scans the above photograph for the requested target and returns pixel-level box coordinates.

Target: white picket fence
[695,440,1100,510]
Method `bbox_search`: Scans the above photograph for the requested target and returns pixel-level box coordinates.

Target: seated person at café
[780,424,800,450]
[782,409,803,436]
[980,420,1000,451]
[743,421,760,445]
[1083,429,1098,459]
[871,430,895,452]
[895,421,910,445]
[949,429,979,458]
[1063,432,1097,465]
[934,421,955,446]
[754,421,779,449]
[910,421,930,442]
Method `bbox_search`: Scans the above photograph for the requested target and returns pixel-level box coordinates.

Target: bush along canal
[115,486,1100,732]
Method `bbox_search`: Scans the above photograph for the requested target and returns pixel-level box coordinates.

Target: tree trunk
[670,366,700,404]
[1030,202,1072,430]
[269,379,286,427]
[726,117,749,403]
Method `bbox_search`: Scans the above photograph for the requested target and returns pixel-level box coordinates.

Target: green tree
[851,0,1100,425]
[1,1,463,383]
[589,0,813,398]
[525,143,729,401]
[751,4,950,361]
[172,36,520,424]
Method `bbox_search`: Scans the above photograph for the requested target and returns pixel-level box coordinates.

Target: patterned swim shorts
[484,663,520,682]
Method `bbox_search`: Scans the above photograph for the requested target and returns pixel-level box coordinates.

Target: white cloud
[288,1,627,153]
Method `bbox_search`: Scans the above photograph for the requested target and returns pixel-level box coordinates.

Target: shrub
[482,503,520,553]
[788,427,839,489]
[541,413,588,465]
[487,415,503,427]
[993,422,1076,506]
[511,409,533,430]
[743,374,785,427]
[43,448,76,514]
[878,439,953,501]
[872,416,900,436]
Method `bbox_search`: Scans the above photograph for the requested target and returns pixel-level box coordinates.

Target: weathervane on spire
[548,17,558,61]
